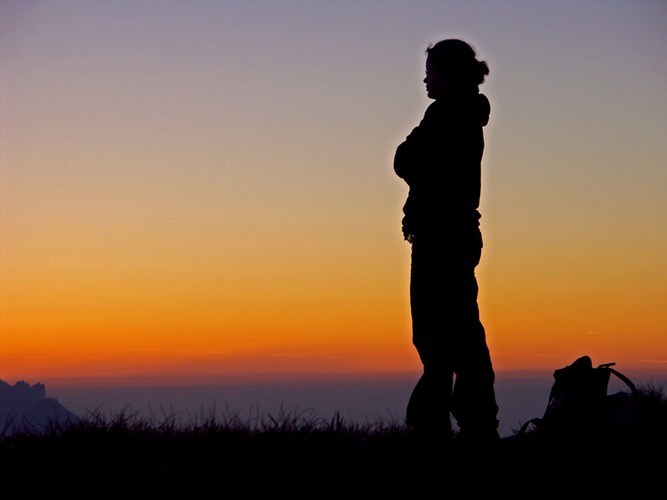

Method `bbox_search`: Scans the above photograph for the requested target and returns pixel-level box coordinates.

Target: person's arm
[393,103,442,185]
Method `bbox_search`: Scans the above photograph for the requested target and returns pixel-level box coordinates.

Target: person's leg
[406,367,453,432]
[450,271,499,439]
[406,237,454,433]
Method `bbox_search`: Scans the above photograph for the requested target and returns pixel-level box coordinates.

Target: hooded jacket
[394,92,490,240]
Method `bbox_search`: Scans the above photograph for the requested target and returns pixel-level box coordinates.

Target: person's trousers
[405,233,499,435]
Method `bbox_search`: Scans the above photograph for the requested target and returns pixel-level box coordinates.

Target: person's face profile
[423,57,452,100]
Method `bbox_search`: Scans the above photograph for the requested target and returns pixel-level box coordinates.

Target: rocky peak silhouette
[0,379,80,435]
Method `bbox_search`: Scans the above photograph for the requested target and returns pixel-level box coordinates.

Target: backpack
[518,355,639,436]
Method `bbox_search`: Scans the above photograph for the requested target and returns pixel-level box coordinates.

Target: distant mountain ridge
[0,379,80,435]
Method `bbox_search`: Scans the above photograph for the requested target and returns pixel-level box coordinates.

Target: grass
[1,383,665,496]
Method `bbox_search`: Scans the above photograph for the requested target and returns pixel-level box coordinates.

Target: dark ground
[1,420,664,497]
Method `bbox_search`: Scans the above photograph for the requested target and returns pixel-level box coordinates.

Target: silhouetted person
[394,38,499,442]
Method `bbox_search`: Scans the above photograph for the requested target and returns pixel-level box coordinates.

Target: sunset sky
[2,0,666,388]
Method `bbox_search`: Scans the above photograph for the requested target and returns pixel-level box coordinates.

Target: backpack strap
[596,362,639,396]
[608,367,639,397]
[517,417,542,435]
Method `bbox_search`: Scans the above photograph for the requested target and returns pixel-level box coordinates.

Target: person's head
[423,38,489,99]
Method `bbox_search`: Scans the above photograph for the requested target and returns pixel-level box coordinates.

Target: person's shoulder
[427,99,447,111]
[422,100,447,120]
